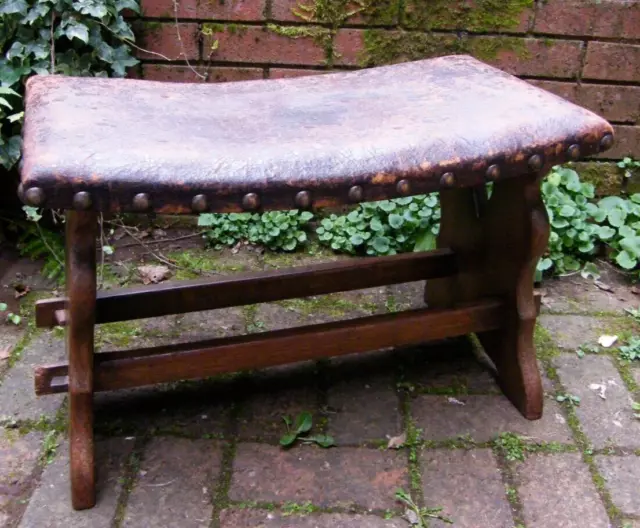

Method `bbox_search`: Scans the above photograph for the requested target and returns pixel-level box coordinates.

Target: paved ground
[0,241,639,528]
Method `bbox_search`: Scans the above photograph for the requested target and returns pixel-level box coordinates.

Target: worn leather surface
[20,55,613,213]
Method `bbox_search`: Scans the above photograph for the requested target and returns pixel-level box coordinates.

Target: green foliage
[556,393,581,406]
[619,337,640,362]
[316,195,440,256]
[0,0,139,169]
[493,432,525,462]
[198,210,314,252]
[279,411,335,448]
[0,302,21,325]
[617,157,640,180]
[17,206,65,280]
[395,488,453,526]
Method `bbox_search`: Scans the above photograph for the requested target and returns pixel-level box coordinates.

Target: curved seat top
[20,55,613,214]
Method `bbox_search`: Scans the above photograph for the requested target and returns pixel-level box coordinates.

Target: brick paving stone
[124,437,221,527]
[387,281,425,311]
[175,307,245,341]
[540,270,636,315]
[20,438,134,528]
[0,323,24,378]
[595,455,640,516]
[326,376,401,444]
[632,367,640,388]
[229,443,407,510]
[539,314,604,351]
[95,379,232,437]
[220,509,407,527]
[0,333,64,422]
[402,338,498,393]
[421,449,513,528]
[517,453,609,528]
[623,521,640,528]
[0,429,43,525]
[412,394,573,443]
[554,354,640,449]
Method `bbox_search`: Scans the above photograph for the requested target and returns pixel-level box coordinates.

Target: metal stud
[191,194,208,213]
[242,193,260,211]
[600,134,614,152]
[440,172,455,187]
[486,164,500,181]
[132,193,151,212]
[24,187,45,207]
[348,185,363,203]
[528,154,543,172]
[567,144,581,161]
[396,179,410,196]
[295,190,311,209]
[73,191,92,210]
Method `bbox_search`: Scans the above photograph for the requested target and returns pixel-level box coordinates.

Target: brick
[197,0,266,20]
[141,0,197,18]
[271,0,399,25]
[534,0,640,40]
[530,81,640,124]
[412,394,573,443]
[229,443,407,509]
[20,438,134,528]
[583,42,640,82]
[124,437,221,527]
[405,0,531,33]
[469,37,583,79]
[517,453,609,528]
[554,354,640,449]
[595,455,640,515]
[268,68,327,78]
[0,430,42,525]
[143,64,264,83]
[220,509,407,527]
[421,449,513,528]
[136,22,199,61]
[0,333,64,421]
[327,376,401,444]
[202,25,326,65]
[596,125,640,159]
[334,29,365,66]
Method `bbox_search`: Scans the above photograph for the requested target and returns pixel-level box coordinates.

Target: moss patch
[467,36,530,62]
[571,162,623,197]
[404,0,532,32]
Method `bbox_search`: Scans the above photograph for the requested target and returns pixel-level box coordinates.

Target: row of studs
[20,135,614,211]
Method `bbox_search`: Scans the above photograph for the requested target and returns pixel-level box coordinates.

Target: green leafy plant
[556,393,581,406]
[15,206,65,280]
[617,157,640,180]
[619,337,640,362]
[590,194,640,270]
[575,343,599,358]
[0,0,140,169]
[316,195,440,256]
[395,488,452,526]
[493,432,525,462]
[0,302,21,325]
[199,210,314,251]
[279,411,335,448]
[633,401,640,420]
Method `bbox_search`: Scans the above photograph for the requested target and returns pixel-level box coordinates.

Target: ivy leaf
[65,21,90,43]
[0,135,21,170]
[414,231,436,252]
[110,45,139,77]
[615,250,637,270]
[74,0,109,18]
[115,0,140,12]
[0,0,29,15]
[294,412,313,434]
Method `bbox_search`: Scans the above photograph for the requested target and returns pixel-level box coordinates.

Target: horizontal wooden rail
[36,248,457,327]
[35,298,503,395]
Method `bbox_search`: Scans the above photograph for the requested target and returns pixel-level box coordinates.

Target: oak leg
[426,176,549,419]
[66,211,98,510]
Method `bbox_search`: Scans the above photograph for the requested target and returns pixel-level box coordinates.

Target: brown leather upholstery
[20,55,613,214]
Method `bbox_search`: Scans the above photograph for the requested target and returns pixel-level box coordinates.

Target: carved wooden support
[426,174,550,419]
[66,211,97,510]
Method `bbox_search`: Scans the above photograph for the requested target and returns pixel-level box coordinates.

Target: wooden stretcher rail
[35,298,503,395]
[35,248,457,327]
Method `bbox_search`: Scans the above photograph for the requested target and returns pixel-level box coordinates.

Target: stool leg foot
[66,211,98,510]
[426,176,549,420]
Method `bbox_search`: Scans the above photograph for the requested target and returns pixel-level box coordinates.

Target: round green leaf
[294,412,313,434]
[559,205,576,217]
[608,208,627,228]
[350,234,364,246]
[280,433,297,447]
[388,214,404,229]
[615,250,637,270]
[371,236,390,254]
[597,225,616,240]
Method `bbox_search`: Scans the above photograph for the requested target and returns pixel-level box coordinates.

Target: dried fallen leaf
[151,229,167,239]
[447,397,466,406]
[589,383,607,400]
[594,280,613,292]
[598,335,618,348]
[0,347,11,360]
[632,286,640,295]
[14,285,30,299]
[404,508,419,525]
[138,265,171,285]
[387,431,407,450]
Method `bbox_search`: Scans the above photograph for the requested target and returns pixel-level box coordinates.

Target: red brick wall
[131,0,640,159]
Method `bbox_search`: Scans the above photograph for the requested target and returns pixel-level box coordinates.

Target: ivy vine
[0,0,140,169]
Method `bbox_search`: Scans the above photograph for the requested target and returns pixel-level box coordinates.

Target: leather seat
[20,55,613,214]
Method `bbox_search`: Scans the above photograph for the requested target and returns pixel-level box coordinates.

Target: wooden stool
[19,55,613,510]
